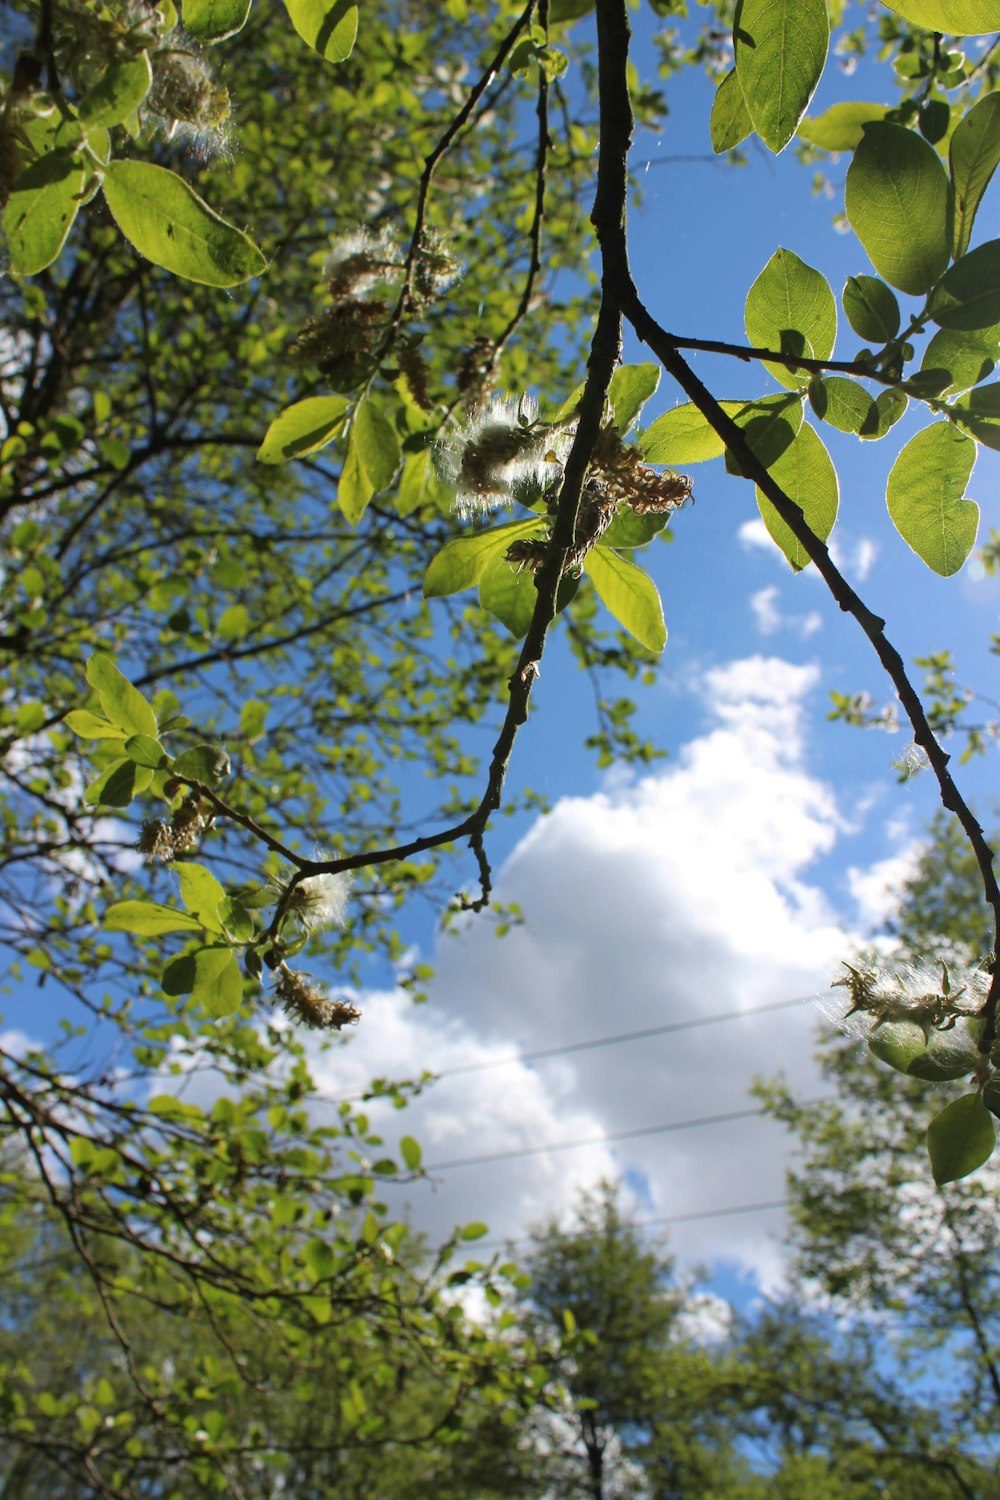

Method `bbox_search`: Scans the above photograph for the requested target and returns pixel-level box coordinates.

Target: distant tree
[759,814,1000,1486]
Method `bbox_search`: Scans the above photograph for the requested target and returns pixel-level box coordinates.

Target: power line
[424,1099,823,1172]
[331,993,818,1106]
[475,1196,789,1252]
[426,994,814,1081]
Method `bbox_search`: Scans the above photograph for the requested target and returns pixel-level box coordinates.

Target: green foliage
[845,122,951,295]
[733,0,829,154]
[885,421,979,575]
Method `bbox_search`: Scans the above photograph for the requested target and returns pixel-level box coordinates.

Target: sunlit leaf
[745,248,836,390]
[845,122,950,295]
[733,0,828,154]
[886,422,978,575]
[926,1093,996,1186]
[755,422,839,571]
[282,0,358,61]
[584,548,666,652]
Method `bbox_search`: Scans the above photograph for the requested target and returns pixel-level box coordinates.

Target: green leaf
[907,1020,981,1081]
[584,548,666,652]
[172,744,230,784]
[460,1222,489,1240]
[599,507,671,549]
[105,901,203,936]
[282,0,358,61]
[79,53,152,126]
[858,386,908,440]
[798,102,890,152]
[927,1093,996,1186]
[161,943,234,996]
[642,405,727,465]
[338,398,401,523]
[609,364,660,431]
[175,861,227,930]
[755,422,839,571]
[85,758,154,807]
[928,240,1000,331]
[423,520,542,598]
[195,951,243,1017]
[642,395,801,467]
[710,67,752,154]
[921,323,999,393]
[396,449,450,516]
[64,709,129,741]
[2,148,85,276]
[745,248,836,390]
[949,93,1000,259]
[886,422,978,575]
[217,604,249,640]
[842,275,900,342]
[725,393,804,474]
[881,0,1000,37]
[238,699,269,739]
[123,733,169,769]
[400,1136,422,1171]
[303,1237,335,1281]
[86,654,158,737]
[183,0,253,40]
[257,396,349,463]
[478,552,539,638]
[733,0,828,155]
[102,160,267,287]
[868,1021,929,1073]
[219,896,255,942]
[845,123,951,295]
[808,376,877,435]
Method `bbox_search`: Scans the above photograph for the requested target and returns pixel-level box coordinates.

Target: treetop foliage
[2,0,1000,1487]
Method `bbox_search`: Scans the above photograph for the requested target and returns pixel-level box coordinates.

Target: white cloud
[750,585,822,639]
[308,655,868,1289]
[848,842,922,932]
[739,519,878,584]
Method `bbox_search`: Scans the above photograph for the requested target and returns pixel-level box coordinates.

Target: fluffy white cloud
[750,585,822,639]
[314,655,871,1288]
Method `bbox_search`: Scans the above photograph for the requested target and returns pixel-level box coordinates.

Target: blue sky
[4,3,998,1298]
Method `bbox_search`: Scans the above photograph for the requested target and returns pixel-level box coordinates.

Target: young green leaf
[2,148,85,276]
[710,68,752,154]
[609,364,660,432]
[400,1136,422,1171]
[928,240,1000,331]
[808,376,877,435]
[867,1020,929,1074]
[798,102,889,152]
[172,744,231,783]
[86,655,158,737]
[881,0,1000,37]
[257,396,349,463]
[79,54,153,127]
[906,1021,981,1081]
[845,123,951,295]
[599,507,671,549]
[949,93,1000,259]
[123,733,169,769]
[282,0,358,62]
[104,901,203,936]
[396,449,451,516]
[886,422,977,576]
[85,758,154,807]
[745,248,836,390]
[478,552,539,638]
[733,0,828,154]
[175,862,227,931]
[755,422,839,571]
[423,520,542,598]
[921,323,998,393]
[338,398,401,523]
[725,394,805,474]
[584,548,666,653]
[194,951,243,1017]
[102,160,267,287]
[64,709,129,740]
[858,387,907,440]
[161,943,234,997]
[842,275,900,343]
[184,0,254,41]
[642,396,801,467]
[926,1093,996,1186]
